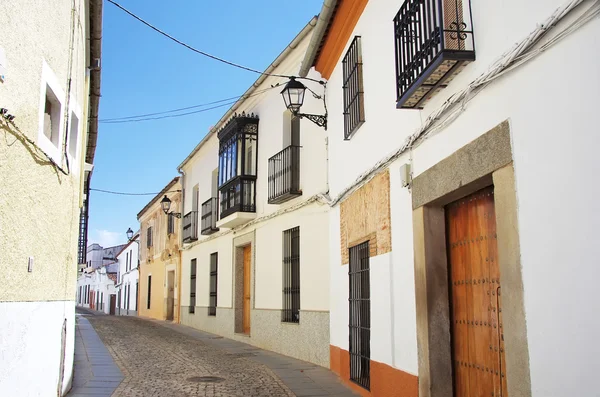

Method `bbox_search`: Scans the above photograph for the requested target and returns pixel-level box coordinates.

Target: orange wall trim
[314,0,369,79]
[330,345,419,397]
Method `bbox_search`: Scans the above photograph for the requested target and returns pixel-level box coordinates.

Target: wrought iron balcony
[219,175,256,220]
[268,145,301,204]
[201,197,219,235]
[394,0,475,109]
[182,211,198,242]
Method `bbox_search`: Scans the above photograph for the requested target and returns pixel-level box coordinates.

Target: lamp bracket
[168,212,182,219]
[297,112,327,130]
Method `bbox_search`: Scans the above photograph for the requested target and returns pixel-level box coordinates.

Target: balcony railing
[201,197,219,235]
[219,175,256,220]
[268,145,301,204]
[182,211,198,242]
[394,0,475,109]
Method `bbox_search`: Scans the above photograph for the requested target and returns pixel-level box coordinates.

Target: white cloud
[90,229,125,248]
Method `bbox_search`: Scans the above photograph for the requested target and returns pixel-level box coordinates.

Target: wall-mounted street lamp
[126,228,138,244]
[126,228,140,267]
[160,195,181,218]
[281,77,327,130]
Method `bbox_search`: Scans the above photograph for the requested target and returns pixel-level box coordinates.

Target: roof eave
[299,0,338,77]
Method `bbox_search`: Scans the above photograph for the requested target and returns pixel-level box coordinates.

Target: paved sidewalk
[67,311,124,396]
[155,319,356,397]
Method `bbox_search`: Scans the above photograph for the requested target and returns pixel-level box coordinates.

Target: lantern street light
[126,228,139,247]
[160,195,181,218]
[281,77,327,129]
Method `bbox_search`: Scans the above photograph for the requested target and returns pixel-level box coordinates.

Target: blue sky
[89,0,322,247]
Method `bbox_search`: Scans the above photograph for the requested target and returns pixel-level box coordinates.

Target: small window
[126,252,129,271]
[68,111,79,158]
[208,253,218,316]
[43,84,62,147]
[147,275,152,309]
[146,226,153,248]
[190,259,197,314]
[167,213,175,235]
[342,36,365,140]
[282,227,300,323]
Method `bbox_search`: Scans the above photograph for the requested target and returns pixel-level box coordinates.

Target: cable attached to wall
[0,114,69,176]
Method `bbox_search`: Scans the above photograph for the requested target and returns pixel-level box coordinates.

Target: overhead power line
[99,86,279,123]
[107,0,292,79]
[90,188,182,196]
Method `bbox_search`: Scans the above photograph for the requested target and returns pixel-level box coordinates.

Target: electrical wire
[99,83,283,124]
[90,188,181,196]
[107,0,293,79]
[100,89,273,122]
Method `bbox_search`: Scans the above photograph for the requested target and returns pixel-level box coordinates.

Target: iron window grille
[147,275,152,309]
[209,253,218,316]
[217,113,259,219]
[146,226,153,248]
[201,197,220,235]
[282,227,300,323]
[183,211,199,242]
[190,259,196,314]
[393,0,475,109]
[268,145,301,204]
[342,36,365,139]
[167,213,175,235]
[135,281,138,311]
[349,241,371,390]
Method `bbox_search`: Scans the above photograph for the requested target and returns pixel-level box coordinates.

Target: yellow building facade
[137,177,182,323]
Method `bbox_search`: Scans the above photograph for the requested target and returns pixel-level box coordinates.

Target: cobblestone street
[78,312,356,397]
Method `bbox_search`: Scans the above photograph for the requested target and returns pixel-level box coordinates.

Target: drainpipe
[299,0,338,78]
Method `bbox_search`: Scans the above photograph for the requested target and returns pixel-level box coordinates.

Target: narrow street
[70,309,356,397]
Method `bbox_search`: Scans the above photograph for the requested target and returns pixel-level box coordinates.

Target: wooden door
[243,246,251,334]
[167,271,175,321]
[446,186,507,397]
[109,294,116,315]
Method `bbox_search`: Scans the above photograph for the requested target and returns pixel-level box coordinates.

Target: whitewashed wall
[0,302,75,396]
[179,25,331,366]
[117,241,139,312]
[323,0,600,394]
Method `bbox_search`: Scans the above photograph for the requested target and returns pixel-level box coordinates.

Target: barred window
[209,253,218,316]
[147,275,152,309]
[146,226,153,248]
[282,226,300,323]
[342,36,365,139]
[189,259,196,314]
[167,213,175,235]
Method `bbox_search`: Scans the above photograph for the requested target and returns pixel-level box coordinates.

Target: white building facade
[115,234,140,316]
[302,0,600,396]
[178,18,332,367]
[77,263,119,315]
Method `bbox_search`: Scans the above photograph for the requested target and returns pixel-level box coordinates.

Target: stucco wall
[138,181,182,322]
[178,26,331,366]
[322,0,600,395]
[0,1,90,395]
